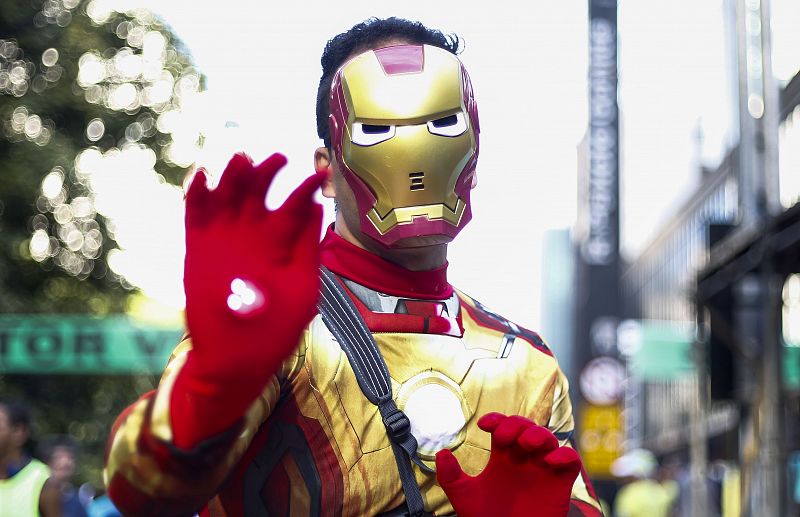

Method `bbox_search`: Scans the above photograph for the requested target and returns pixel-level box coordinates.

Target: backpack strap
[318,266,434,517]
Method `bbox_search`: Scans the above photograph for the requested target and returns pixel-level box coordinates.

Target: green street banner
[626,320,695,381]
[0,315,183,374]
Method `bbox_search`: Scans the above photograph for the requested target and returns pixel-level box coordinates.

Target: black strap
[318,266,433,517]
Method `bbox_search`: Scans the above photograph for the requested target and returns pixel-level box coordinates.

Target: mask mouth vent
[409,172,425,191]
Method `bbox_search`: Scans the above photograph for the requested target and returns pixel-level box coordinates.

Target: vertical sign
[583,0,619,266]
[574,1,622,489]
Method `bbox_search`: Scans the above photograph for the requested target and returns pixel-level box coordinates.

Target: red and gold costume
[105,227,601,516]
[105,41,602,516]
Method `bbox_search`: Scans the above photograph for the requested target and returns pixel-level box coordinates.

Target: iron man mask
[328,44,480,248]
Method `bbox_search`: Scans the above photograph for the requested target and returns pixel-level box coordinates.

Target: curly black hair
[316,17,461,149]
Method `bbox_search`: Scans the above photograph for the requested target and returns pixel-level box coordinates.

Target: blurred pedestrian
[39,436,88,517]
[0,398,61,517]
[611,448,678,517]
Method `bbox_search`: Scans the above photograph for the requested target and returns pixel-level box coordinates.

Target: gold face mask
[329,44,480,248]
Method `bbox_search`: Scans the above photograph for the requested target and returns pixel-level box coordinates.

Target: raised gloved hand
[435,413,582,517]
[171,153,325,449]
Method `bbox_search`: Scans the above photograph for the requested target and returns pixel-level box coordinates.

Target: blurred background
[1,0,798,515]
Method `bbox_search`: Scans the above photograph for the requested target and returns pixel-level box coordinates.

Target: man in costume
[104,18,603,516]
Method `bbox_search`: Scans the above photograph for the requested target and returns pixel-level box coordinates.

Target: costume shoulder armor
[456,290,553,357]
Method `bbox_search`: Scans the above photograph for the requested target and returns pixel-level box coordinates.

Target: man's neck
[334,214,448,272]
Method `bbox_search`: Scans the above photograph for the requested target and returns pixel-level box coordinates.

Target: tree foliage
[0,0,200,489]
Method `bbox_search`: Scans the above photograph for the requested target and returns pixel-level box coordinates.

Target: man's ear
[315,147,336,198]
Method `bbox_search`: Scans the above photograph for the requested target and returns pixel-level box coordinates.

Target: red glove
[171,153,324,449]
[435,413,582,517]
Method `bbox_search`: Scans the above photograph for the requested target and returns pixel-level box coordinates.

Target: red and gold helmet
[328,44,480,248]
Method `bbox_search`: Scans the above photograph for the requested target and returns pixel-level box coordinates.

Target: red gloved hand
[436,413,581,517]
[171,153,324,449]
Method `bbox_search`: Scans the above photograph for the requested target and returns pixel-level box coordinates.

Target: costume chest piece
[340,279,470,457]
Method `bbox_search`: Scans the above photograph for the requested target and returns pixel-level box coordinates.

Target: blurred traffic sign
[620,319,695,381]
[579,357,625,405]
[578,403,623,478]
[0,315,182,374]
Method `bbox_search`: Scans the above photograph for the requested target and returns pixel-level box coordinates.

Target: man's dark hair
[0,398,31,430]
[316,17,461,149]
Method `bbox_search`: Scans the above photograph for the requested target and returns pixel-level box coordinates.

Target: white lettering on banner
[583,16,619,265]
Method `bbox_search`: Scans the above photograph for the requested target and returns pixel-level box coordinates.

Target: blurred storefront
[613,1,800,515]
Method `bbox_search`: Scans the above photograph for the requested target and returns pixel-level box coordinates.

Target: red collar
[320,225,453,300]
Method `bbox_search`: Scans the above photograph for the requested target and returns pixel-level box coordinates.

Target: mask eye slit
[431,115,458,128]
[351,122,396,146]
[362,124,391,134]
[427,112,468,137]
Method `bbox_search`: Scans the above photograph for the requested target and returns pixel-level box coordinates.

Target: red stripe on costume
[219,394,345,517]
[459,296,553,356]
[568,499,604,516]
[262,458,290,517]
[342,280,463,337]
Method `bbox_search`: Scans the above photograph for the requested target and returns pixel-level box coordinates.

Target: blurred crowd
[0,398,120,517]
[603,448,741,517]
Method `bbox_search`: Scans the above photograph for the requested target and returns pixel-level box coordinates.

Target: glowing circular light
[143,31,166,58]
[226,278,266,316]
[75,148,103,176]
[65,229,84,252]
[748,94,764,119]
[125,122,143,142]
[77,53,106,86]
[24,115,42,139]
[127,26,146,48]
[53,204,74,225]
[42,170,64,199]
[10,65,27,85]
[86,118,105,141]
[402,383,466,455]
[70,197,94,219]
[107,83,138,110]
[41,48,59,67]
[56,11,72,28]
[86,0,112,24]
[30,229,50,261]
[114,50,142,80]
[45,66,62,82]
[11,107,27,131]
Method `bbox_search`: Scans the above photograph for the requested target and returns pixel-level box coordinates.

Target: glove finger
[277,171,326,218]
[435,449,469,487]
[476,412,506,433]
[272,172,326,246]
[491,415,535,449]
[543,447,582,475]
[215,152,253,206]
[517,425,559,455]
[247,153,288,209]
[185,169,209,227]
